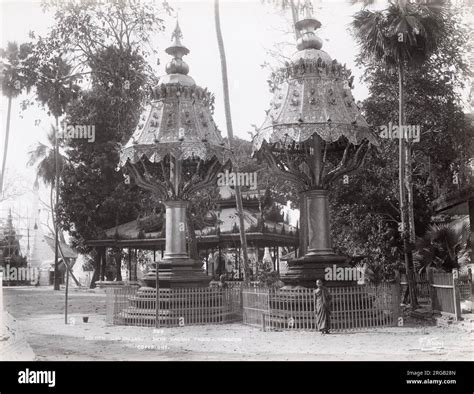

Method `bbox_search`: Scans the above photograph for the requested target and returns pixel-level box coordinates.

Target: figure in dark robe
[315,279,331,334]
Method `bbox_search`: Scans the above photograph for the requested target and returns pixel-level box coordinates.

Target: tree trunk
[90,250,100,289]
[405,141,416,244]
[214,0,250,283]
[130,250,137,282]
[0,97,12,196]
[398,64,418,308]
[53,116,61,290]
[114,248,122,281]
[57,243,81,287]
[469,199,474,267]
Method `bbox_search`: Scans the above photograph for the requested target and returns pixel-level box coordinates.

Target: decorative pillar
[163,201,188,260]
[283,189,352,288]
[298,192,308,256]
[305,189,333,255]
[141,199,210,288]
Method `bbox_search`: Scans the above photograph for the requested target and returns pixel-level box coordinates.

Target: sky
[0,0,378,250]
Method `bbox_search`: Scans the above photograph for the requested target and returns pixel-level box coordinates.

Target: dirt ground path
[3,287,473,361]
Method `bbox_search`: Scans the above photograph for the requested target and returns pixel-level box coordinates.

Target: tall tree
[351,0,449,308]
[24,0,169,287]
[27,127,65,220]
[214,0,251,282]
[59,46,154,287]
[0,42,32,196]
[24,48,80,290]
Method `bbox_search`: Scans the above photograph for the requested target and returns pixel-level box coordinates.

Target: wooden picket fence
[216,281,261,290]
[107,282,402,331]
[0,272,3,333]
[242,283,399,331]
[428,271,462,319]
[400,273,431,304]
[399,271,470,319]
[457,279,472,302]
[106,286,242,327]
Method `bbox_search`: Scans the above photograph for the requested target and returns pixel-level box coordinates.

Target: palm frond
[416,219,470,272]
[27,142,51,167]
[351,0,450,68]
[350,0,377,7]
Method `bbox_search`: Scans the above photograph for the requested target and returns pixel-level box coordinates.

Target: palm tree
[29,54,79,290]
[415,220,471,273]
[27,127,80,287]
[27,127,59,187]
[0,42,31,196]
[27,127,68,244]
[351,0,448,308]
[214,0,251,282]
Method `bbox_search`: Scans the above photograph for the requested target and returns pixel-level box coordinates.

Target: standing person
[315,279,331,334]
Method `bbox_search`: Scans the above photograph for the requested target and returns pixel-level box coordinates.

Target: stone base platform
[281,253,355,288]
[141,259,212,288]
[117,286,234,326]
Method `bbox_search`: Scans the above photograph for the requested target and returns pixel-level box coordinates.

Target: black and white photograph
[0,0,472,391]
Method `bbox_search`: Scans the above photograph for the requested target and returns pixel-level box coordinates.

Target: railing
[106,285,138,326]
[428,272,461,319]
[0,272,3,335]
[399,270,470,318]
[107,282,402,331]
[458,280,472,302]
[215,281,261,290]
[242,283,399,332]
[242,286,270,328]
[106,286,242,327]
[400,273,431,304]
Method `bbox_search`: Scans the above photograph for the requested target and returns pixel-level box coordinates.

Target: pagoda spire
[295,11,323,51]
[7,208,13,233]
[165,19,190,75]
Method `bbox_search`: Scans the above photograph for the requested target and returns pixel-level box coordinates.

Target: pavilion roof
[85,232,298,250]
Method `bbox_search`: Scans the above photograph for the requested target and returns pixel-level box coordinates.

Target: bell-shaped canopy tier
[120,84,227,166]
[120,22,227,167]
[253,17,378,152]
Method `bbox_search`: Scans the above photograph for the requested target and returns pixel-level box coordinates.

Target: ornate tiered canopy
[120,22,227,168]
[119,22,230,201]
[253,55,377,147]
[253,16,378,191]
[253,17,377,149]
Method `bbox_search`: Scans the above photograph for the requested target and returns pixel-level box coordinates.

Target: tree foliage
[328,1,472,278]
